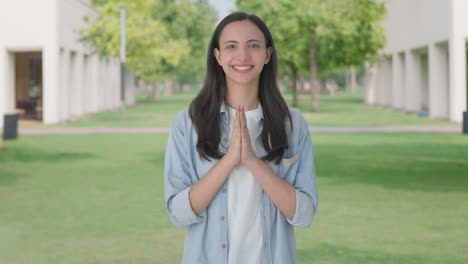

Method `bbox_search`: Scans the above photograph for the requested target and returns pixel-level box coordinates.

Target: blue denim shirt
[164,106,318,264]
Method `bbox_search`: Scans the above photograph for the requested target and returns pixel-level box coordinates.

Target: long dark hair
[189,11,292,164]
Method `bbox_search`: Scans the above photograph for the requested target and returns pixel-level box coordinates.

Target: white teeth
[234,66,252,71]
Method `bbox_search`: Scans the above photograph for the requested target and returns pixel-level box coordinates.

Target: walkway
[18,125,462,135]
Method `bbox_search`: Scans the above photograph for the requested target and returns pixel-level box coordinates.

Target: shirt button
[221,188,227,193]
[220,216,225,221]
[223,137,229,143]
[221,243,226,248]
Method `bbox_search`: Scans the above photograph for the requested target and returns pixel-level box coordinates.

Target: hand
[239,107,257,164]
[224,106,242,167]
[225,106,258,167]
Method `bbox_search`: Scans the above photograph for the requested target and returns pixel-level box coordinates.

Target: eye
[249,43,261,48]
[225,44,237,49]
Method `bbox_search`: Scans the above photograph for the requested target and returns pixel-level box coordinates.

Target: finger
[241,107,248,134]
[238,106,242,143]
[233,107,239,130]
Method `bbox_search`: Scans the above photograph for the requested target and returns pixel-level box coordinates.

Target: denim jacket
[164,106,318,264]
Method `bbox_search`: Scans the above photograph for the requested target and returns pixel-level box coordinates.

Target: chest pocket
[280,153,300,183]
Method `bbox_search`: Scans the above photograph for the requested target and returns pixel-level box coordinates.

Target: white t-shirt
[227,105,264,264]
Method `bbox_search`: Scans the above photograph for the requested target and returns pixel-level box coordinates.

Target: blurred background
[0,0,467,263]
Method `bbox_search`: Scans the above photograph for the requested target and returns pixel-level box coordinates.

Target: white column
[111,58,118,109]
[420,52,429,113]
[393,52,405,110]
[405,50,421,112]
[42,1,60,124]
[375,61,385,105]
[75,52,83,116]
[82,54,90,114]
[364,63,377,105]
[383,57,393,107]
[89,54,99,112]
[429,43,449,119]
[43,46,60,124]
[449,0,468,122]
[0,50,16,127]
[115,59,120,108]
[59,48,69,121]
[97,57,106,111]
[69,51,77,117]
[0,48,5,127]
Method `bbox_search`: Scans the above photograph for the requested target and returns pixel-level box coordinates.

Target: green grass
[1,133,467,263]
[25,90,457,128]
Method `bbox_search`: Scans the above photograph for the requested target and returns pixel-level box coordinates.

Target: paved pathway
[18,125,462,135]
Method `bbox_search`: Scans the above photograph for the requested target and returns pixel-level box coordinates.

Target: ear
[214,48,222,65]
[265,47,272,64]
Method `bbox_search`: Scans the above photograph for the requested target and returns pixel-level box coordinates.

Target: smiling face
[214,20,272,90]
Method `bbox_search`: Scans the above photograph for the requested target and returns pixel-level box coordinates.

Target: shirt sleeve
[286,112,319,228]
[164,111,205,228]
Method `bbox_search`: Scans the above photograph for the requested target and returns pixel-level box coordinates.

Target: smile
[232,65,253,71]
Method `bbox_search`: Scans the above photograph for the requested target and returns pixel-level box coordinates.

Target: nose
[236,46,250,61]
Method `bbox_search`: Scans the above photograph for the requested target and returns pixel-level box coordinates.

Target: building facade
[366,0,468,122]
[0,0,135,127]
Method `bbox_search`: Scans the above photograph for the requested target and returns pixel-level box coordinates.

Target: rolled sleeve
[286,111,319,228]
[287,189,317,228]
[164,110,205,228]
[168,186,205,228]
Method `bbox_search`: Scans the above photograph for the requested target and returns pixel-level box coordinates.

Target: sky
[208,0,237,21]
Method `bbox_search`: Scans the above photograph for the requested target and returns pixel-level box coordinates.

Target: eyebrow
[223,39,262,44]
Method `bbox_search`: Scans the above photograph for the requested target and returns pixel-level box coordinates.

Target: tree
[154,0,216,86]
[238,0,308,106]
[238,0,386,111]
[81,0,216,98]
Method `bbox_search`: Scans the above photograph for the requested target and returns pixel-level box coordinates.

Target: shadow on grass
[315,139,468,193]
[0,146,95,163]
[0,168,26,186]
[298,243,460,264]
[0,145,95,186]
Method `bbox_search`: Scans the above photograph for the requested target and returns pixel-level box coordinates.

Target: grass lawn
[24,90,457,128]
[1,133,467,263]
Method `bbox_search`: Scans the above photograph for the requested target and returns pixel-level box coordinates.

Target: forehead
[219,20,266,43]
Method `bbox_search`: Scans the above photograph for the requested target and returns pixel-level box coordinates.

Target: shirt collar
[220,101,264,125]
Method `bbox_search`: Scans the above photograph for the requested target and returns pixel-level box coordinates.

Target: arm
[245,157,297,220]
[164,110,242,227]
[189,107,242,215]
[240,108,318,227]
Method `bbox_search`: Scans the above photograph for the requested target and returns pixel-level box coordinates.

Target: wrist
[221,153,238,170]
[244,155,262,169]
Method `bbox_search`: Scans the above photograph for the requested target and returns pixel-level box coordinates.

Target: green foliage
[238,0,386,74]
[81,0,216,83]
[154,0,216,83]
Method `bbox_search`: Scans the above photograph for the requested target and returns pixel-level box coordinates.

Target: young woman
[164,11,318,264]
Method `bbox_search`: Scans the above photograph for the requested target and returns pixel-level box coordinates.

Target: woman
[164,11,318,264]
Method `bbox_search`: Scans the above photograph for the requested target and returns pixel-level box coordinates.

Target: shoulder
[171,108,192,131]
[287,107,307,129]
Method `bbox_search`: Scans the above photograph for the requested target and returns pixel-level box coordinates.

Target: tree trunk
[309,41,319,111]
[288,62,298,106]
[350,65,357,94]
[164,79,173,96]
[152,83,160,101]
[346,68,351,93]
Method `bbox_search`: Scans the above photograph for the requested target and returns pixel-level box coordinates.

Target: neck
[225,81,260,111]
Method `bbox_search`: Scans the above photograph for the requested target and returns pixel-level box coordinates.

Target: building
[0,0,135,127]
[365,0,468,122]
